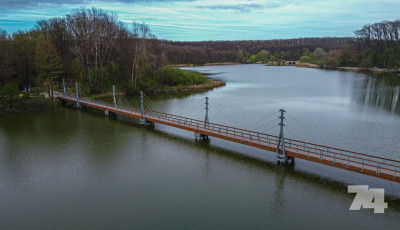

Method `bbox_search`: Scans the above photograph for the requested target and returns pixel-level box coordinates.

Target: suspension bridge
[58,80,400,184]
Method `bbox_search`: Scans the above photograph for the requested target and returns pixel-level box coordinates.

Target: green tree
[0,82,20,108]
[299,55,311,63]
[314,48,326,63]
[0,29,9,85]
[248,55,256,63]
[256,50,269,63]
[10,31,38,89]
[340,44,353,67]
[35,33,63,100]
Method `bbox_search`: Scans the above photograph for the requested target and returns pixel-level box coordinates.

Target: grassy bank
[0,96,56,115]
[153,79,225,94]
[75,67,226,99]
[295,62,320,69]
[119,66,226,95]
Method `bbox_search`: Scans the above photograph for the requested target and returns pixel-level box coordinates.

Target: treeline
[299,19,400,68]
[161,20,400,69]
[354,20,400,68]
[160,37,352,65]
[0,7,170,97]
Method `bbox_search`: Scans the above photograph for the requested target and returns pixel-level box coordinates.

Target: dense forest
[0,7,399,99]
[162,20,400,68]
[161,37,352,65]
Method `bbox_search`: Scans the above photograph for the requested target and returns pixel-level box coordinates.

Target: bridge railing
[144,107,400,178]
[59,94,400,179]
[144,108,280,145]
[284,138,400,177]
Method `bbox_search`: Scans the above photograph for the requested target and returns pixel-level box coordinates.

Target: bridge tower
[113,85,116,106]
[75,82,80,108]
[205,97,209,126]
[276,109,293,164]
[63,79,66,96]
[140,91,146,124]
[140,91,154,126]
[197,97,209,140]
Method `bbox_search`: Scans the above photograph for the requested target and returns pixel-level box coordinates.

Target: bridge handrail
[286,145,399,174]
[144,109,279,143]
[144,108,400,163]
[284,137,400,164]
[286,142,400,169]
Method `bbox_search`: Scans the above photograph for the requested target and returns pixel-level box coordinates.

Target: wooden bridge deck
[59,94,400,184]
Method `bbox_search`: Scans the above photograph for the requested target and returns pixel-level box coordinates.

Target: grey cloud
[0,0,85,10]
[0,0,195,10]
[197,3,265,13]
[265,3,285,9]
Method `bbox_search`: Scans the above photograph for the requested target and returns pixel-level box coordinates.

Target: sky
[0,0,399,41]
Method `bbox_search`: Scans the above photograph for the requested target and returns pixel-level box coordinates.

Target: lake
[0,64,399,229]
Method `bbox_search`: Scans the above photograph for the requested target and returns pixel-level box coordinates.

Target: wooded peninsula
[0,7,399,113]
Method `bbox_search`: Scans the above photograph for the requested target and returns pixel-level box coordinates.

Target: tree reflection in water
[353,72,400,114]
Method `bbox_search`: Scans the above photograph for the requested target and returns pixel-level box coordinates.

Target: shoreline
[94,80,226,99]
[152,80,226,94]
[296,62,399,74]
[0,96,56,115]
[171,62,241,67]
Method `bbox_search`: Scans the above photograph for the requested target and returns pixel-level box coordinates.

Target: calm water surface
[1,65,400,229]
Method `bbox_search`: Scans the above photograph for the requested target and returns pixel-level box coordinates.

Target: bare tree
[131,21,154,89]
[66,8,96,92]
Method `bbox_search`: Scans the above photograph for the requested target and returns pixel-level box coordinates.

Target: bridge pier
[195,133,209,140]
[141,121,154,126]
[104,110,117,117]
[75,82,80,108]
[80,104,88,110]
[277,155,295,165]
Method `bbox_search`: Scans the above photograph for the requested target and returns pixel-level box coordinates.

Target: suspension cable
[178,98,206,117]
[246,110,280,130]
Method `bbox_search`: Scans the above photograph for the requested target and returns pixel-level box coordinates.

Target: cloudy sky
[0,0,399,41]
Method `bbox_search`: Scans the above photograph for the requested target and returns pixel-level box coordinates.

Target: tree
[35,33,63,100]
[36,18,74,82]
[0,82,19,108]
[92,9,119,93]
[66,8,96,93]
[324,50,341,67]
[130,21,155,89]
[340,44,354,67]
[10,31,38,90]
[0,29,9,86]
[314,48,326,62]
[299,55,311,63]
[255,50,269,62]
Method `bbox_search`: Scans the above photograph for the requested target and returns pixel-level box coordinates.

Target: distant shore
[296,62,398,73]
[171,62,241,67]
